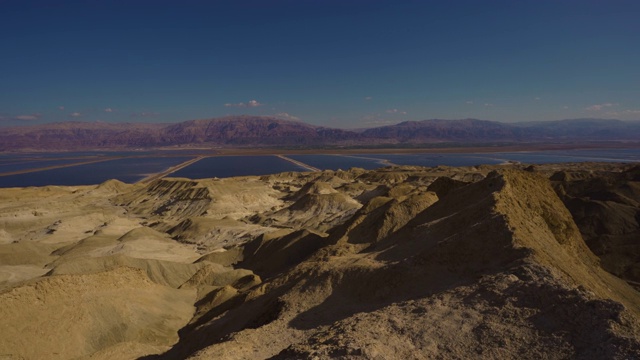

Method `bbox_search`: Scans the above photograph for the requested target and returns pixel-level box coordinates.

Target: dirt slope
[153,169,640,359]
[1,164,640,359]
[0,267,195,360]
[551,165,640,284]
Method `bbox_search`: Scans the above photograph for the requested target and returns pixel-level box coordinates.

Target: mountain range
[1,116,639,151]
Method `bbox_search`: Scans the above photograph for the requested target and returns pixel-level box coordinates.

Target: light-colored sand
[0,264,49,287]
[89,226,201,262]
[0,266,195,360]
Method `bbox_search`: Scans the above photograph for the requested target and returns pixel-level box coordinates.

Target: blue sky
[1,0,639,127]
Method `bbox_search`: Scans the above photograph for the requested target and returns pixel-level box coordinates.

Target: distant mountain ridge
[1,116,639,151]
[515,118,640,139]
[360,119,526,142]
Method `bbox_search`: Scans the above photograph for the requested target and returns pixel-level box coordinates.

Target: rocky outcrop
[551,165,640,284]
[1,164,640,359]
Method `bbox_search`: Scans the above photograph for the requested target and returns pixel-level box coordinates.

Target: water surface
[287,154,388,170]
[0,148,638,188]
[0,156,194,188]
[171,156,306,179]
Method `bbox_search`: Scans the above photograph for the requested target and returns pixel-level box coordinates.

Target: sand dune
[1,163,639,359]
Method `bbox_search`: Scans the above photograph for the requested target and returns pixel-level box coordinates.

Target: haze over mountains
[1,116,639,151]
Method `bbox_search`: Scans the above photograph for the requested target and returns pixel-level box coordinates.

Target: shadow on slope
[552,165,640,284]
[145,169,640,359]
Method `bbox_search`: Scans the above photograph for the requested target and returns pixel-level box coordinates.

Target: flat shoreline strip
[275,155,321,172]
[138,156,208,183]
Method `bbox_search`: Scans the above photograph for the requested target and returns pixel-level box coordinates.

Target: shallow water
[0,156,194,187]
[0,148,638,187]
[170,155,307,179]
[290,149,640,170]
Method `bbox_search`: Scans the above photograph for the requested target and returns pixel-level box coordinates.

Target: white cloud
[386,108,407,115]
[1,113,41,121]
[360,114,398,127]
[563,106,569,110]
[606,109,640,117]
[274,112,300,121]
[225,99,263,108]
[70,112,81,117]
[363,119,397,126]
[58,106,65,111]
[534,97,541,101]
[131,112,159,118]
[484,103,494,107]
[104,108,113,113]
[364,96,372,101]
[465,101,474,105]
[15,114,40,121]
[586,103,617,111]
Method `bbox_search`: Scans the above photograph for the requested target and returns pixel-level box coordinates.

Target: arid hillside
[1,116,639,150]
[1,163,640,359]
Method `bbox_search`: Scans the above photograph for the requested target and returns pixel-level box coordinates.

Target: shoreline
[2,141,640,156]
[1,146,638,186]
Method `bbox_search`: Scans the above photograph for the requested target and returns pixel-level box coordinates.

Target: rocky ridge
[0,162,639,359]
[1,116,640,150]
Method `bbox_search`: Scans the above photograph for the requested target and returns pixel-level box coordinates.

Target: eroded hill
[1,163,639,359]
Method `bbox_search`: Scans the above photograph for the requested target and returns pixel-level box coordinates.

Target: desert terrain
[2,116,640,152]
[1,162,640,359]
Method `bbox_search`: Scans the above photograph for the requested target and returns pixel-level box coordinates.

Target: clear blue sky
[1,0,639,127]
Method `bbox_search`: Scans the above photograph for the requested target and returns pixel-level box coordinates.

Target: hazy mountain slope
[0,116,361,150]
[1,116,639,150]
[360,118,526,142]
[161,117,358,146]
[516,118,640,140]
[0,121,167,150]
